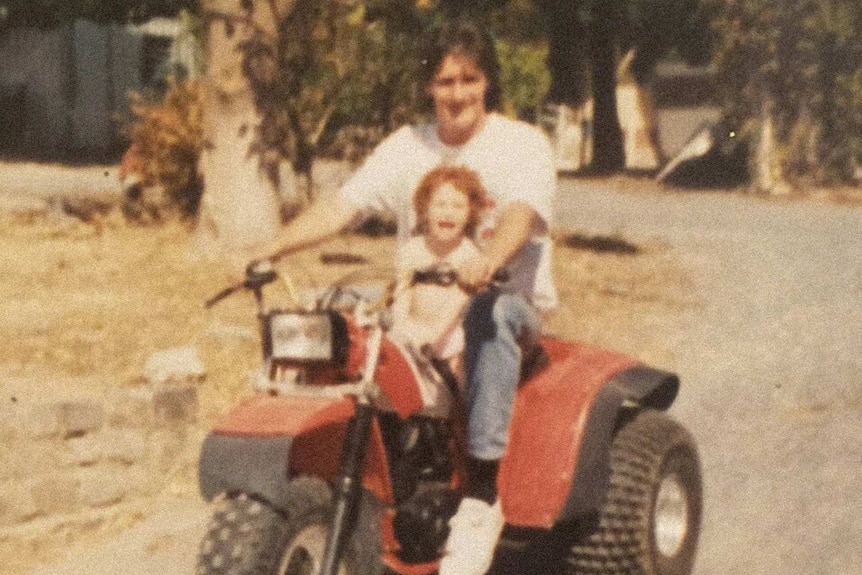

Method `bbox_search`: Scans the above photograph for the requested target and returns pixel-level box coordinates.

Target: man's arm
[482,201,536,271]
[457,201,536,289]
[243,194,361,265]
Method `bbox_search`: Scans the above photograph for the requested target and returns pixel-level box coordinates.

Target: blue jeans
[462,291,542,460]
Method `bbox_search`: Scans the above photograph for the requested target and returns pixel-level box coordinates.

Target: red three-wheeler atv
[196,264,702,575]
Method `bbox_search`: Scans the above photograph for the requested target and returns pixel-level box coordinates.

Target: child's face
[426,183,470,244]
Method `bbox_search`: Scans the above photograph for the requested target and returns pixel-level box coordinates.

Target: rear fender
[556,364,679,522]
[198,394,395,511]
[498,338,679,528]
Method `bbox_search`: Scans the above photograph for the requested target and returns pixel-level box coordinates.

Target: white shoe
[439,498,505,575]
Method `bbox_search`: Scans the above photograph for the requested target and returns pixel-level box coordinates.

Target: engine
[378,413,460,563]
[379,414,453,501]
[393,485,461,563]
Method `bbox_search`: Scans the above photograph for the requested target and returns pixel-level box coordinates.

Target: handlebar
[410,266,509,289]
[205,261,277,309]
[206,262,510,310]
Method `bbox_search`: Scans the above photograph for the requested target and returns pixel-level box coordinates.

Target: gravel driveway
[557,177,862,575]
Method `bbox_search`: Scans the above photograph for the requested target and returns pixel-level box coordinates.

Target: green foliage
[328,0,551,138]
[496,39,550,120]
[707,0,862,182]
[124,78,204,219]
[320,3,432,161]
[239,0,435,191]
[490,0,545,42]
[243,0,555,195]
[321,0,551,152]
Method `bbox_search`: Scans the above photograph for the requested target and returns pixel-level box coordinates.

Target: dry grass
[0,207,700,573]
[0,212,696,423]
[547,230,699,370]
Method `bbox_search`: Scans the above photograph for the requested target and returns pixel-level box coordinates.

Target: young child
[390,165,488,367]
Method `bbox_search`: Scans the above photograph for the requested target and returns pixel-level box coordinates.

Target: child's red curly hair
[413,165,488,237]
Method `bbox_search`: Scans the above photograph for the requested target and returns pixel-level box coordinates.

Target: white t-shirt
[340,113,558,310]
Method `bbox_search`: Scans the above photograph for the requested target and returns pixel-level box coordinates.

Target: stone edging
[0,383,202,529]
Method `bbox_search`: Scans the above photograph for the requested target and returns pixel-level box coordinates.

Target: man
[235,19,557,575]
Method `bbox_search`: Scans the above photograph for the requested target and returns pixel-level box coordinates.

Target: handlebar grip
[205,286,238,309]
[244,268,277,290]
[490,269,510,284]
[246,259,273,276]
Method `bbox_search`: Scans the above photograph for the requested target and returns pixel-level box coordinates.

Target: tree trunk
[617,49,663,170]
[588,0,625,174]
[536,0,588,106]
[753,98,791,195]
[193,0,294,259]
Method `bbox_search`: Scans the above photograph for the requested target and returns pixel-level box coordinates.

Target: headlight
[266,311,348,367]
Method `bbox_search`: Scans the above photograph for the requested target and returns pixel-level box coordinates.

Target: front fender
[199,433,297,510]
[198,393,394,511]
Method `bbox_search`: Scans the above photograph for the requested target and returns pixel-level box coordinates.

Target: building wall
[0,18,192,160]
[0,26,74,156]
[71,20,115,154]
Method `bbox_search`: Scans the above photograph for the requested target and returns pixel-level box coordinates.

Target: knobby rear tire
[490,410,702,575]
[565,409,703,575]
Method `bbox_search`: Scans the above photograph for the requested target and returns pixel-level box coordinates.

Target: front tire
[566,410,703,575]
[196,476,384,575]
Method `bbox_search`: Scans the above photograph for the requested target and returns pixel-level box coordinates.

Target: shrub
[708,0,862,184]
[123,78,204,220]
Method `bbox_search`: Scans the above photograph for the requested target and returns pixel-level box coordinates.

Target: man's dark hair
[418,18,503,112]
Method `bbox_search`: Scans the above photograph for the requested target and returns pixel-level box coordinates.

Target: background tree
[194,0,451,255]
[706,0,862,191]
[534,0,709,173]
[192,0,292,258]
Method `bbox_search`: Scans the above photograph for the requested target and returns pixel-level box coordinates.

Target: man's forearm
[250,195,360,263]
[483,202,536,271]
[452,202,536,290]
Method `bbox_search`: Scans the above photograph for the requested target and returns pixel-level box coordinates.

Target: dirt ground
[0,197,696,421]
[2,172,859,573]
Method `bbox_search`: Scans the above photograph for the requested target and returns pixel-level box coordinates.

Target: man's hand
[455,254,496,293]
[225,247,260,284]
